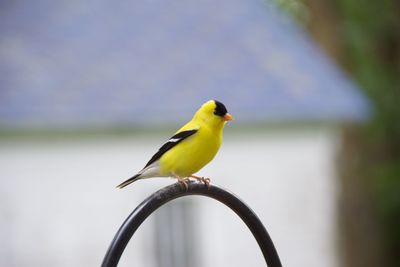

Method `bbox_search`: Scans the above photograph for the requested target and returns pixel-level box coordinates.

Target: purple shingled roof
[0,0,370,128]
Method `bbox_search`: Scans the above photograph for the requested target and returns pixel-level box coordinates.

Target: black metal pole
[101,181,282,267]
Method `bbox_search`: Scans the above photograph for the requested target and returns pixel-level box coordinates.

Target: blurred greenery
[337,1,400,266]
[275,0,400,266]
[273,0,310,25]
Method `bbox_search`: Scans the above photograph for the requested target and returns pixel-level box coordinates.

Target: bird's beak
[223,113,234,121]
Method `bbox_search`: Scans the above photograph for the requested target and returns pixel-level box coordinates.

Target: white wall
[0,128,339,267]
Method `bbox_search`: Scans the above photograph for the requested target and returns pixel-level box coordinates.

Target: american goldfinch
[117,100,233,189]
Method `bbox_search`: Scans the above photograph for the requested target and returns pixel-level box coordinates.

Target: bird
[116,100,233,189]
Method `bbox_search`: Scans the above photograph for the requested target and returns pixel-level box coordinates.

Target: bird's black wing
[144,129,198,168]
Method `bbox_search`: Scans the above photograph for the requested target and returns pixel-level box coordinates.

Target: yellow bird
[117,100,233,189]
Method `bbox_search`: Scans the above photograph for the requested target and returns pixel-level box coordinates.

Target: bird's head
[194,100,233,127]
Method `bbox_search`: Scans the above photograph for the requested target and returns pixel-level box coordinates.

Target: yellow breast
[159,126,222,177]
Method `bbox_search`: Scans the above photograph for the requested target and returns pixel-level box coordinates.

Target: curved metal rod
[101,181,282,267]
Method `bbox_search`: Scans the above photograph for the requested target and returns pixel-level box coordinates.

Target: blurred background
[0,0,398,267]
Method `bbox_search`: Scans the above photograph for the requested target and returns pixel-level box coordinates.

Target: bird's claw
[190,175,211,190]
[178,178,190,191]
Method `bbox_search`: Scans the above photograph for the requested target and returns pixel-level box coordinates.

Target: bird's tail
[116,174,141,189]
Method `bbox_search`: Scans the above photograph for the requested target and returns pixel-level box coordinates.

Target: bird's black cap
[213,100,228,117]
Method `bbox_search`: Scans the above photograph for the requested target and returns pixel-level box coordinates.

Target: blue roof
[0,0,370,128]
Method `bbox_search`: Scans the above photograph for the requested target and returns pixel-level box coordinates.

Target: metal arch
[101,181,282,267]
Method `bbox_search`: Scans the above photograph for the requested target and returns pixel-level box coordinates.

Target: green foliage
[338,0,400,138]
[337,0,400,264]
[272,0,310,25]
[275,0,400,264]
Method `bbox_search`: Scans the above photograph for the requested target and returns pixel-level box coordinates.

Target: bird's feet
[190,175,211,189]
[177,177,190,191]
